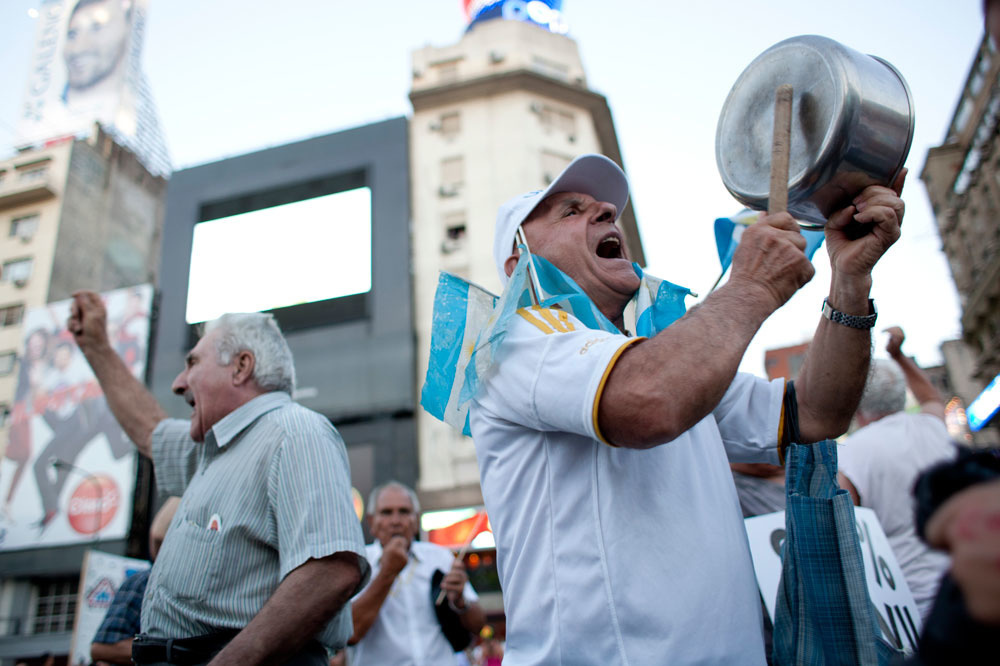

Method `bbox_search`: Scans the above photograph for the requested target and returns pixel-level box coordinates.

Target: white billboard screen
[185,187,372,324]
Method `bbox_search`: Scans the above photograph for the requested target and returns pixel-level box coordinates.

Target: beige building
[409,18,646,509]
[921,34,1000,442]
[921,35,1000,384]
[0,126,165,453]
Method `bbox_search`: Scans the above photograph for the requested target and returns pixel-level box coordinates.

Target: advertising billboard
[0,284,153,551]
[17,0,170,176]
[464,0,568,34]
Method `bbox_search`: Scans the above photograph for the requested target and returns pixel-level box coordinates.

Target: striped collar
[206,391,291,449]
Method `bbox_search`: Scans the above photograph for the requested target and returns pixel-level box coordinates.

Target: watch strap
[821,298,877,329]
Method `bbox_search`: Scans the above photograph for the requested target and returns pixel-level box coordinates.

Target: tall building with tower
[409,7,646,512]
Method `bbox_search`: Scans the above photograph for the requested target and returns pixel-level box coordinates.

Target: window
[18,167,48,183]
[0,403,9,428]
[536,104,576,136]
[0,304,24,327]
[435,61,460,84]
[0,351,15,376]
[10,213,39,240]
[438,112,461,138]
[541,151,572,184]
[2,258,33,285]
[531,55,569,81]
[32,577,77,634]
[439,157,464,197]
[441,211,467,255]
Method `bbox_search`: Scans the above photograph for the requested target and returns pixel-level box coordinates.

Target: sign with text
[745,507,922,653]
[70,549,150,666]
[463,0,568,34]
[0,284,152,551]
[17,0,169,176]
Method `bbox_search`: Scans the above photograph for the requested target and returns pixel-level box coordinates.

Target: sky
[0,0,986,377]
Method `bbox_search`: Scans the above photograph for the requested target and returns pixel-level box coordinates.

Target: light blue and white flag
[421,250,692,435]
[714,209,826,273]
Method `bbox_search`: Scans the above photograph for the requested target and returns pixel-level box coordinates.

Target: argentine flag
[714,209,826,273]
[421,251,692,435]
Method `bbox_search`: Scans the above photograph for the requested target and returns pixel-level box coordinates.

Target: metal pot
[715,35,914,228]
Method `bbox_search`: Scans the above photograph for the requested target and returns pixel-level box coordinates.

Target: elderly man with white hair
[837,326,957,621]
[68,291,369,666]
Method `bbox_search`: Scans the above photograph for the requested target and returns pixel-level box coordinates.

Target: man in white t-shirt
[838,327,956,621]
[470,154,905,665]
[349,482,485,665]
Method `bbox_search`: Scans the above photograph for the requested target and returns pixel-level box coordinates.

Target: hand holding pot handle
[824,168,906,279]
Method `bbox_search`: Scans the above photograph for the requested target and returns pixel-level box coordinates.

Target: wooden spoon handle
[769,84,793,215]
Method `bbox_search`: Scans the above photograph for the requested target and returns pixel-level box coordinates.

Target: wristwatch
[821,298,877,329]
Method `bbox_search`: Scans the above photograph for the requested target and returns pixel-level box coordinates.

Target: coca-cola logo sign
[67,474,120,534]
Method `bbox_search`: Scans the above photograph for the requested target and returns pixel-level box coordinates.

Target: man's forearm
[91,639,134,665]
[600,282,774,447]
[81,344,166,458]
[348,568,399,644]
[208,553,362,666]
[892,350,945,417]
[458,601,486,634]
[795,275,873,442]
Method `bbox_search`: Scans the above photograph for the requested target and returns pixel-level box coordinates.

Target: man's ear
[232,351,256,386]
[503,252,519,279]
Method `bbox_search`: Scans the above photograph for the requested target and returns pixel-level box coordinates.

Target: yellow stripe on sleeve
[537,307,575,333]
[517,308,554,334]
[592,337,646,447]
[516,307,576,334]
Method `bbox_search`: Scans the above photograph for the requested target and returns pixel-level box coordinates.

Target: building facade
[921,33,1000,440]
[0,128,165,665]
[921,35,1000,384]
[409,17,646,511]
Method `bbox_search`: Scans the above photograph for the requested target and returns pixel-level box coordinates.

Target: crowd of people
[56,10,1000,663]
[64,140,998,666]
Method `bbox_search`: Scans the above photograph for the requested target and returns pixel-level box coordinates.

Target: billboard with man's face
[18,0,170,176]
[0,284,153,551]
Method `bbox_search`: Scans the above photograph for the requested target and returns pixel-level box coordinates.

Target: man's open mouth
[596,235,623,259]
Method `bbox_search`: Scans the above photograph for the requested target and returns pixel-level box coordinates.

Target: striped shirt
[142,392,370,650]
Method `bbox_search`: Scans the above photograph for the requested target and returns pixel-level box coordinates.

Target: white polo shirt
[470,307,784,666]
[350,540,479,666]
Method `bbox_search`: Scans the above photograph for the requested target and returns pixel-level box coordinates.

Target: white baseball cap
[492,153,630,285]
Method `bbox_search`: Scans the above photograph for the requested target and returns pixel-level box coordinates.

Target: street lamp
[49,457,103,539]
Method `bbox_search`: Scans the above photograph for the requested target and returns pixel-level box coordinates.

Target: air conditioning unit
[13,278,27,289]
[20,234,33,244]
